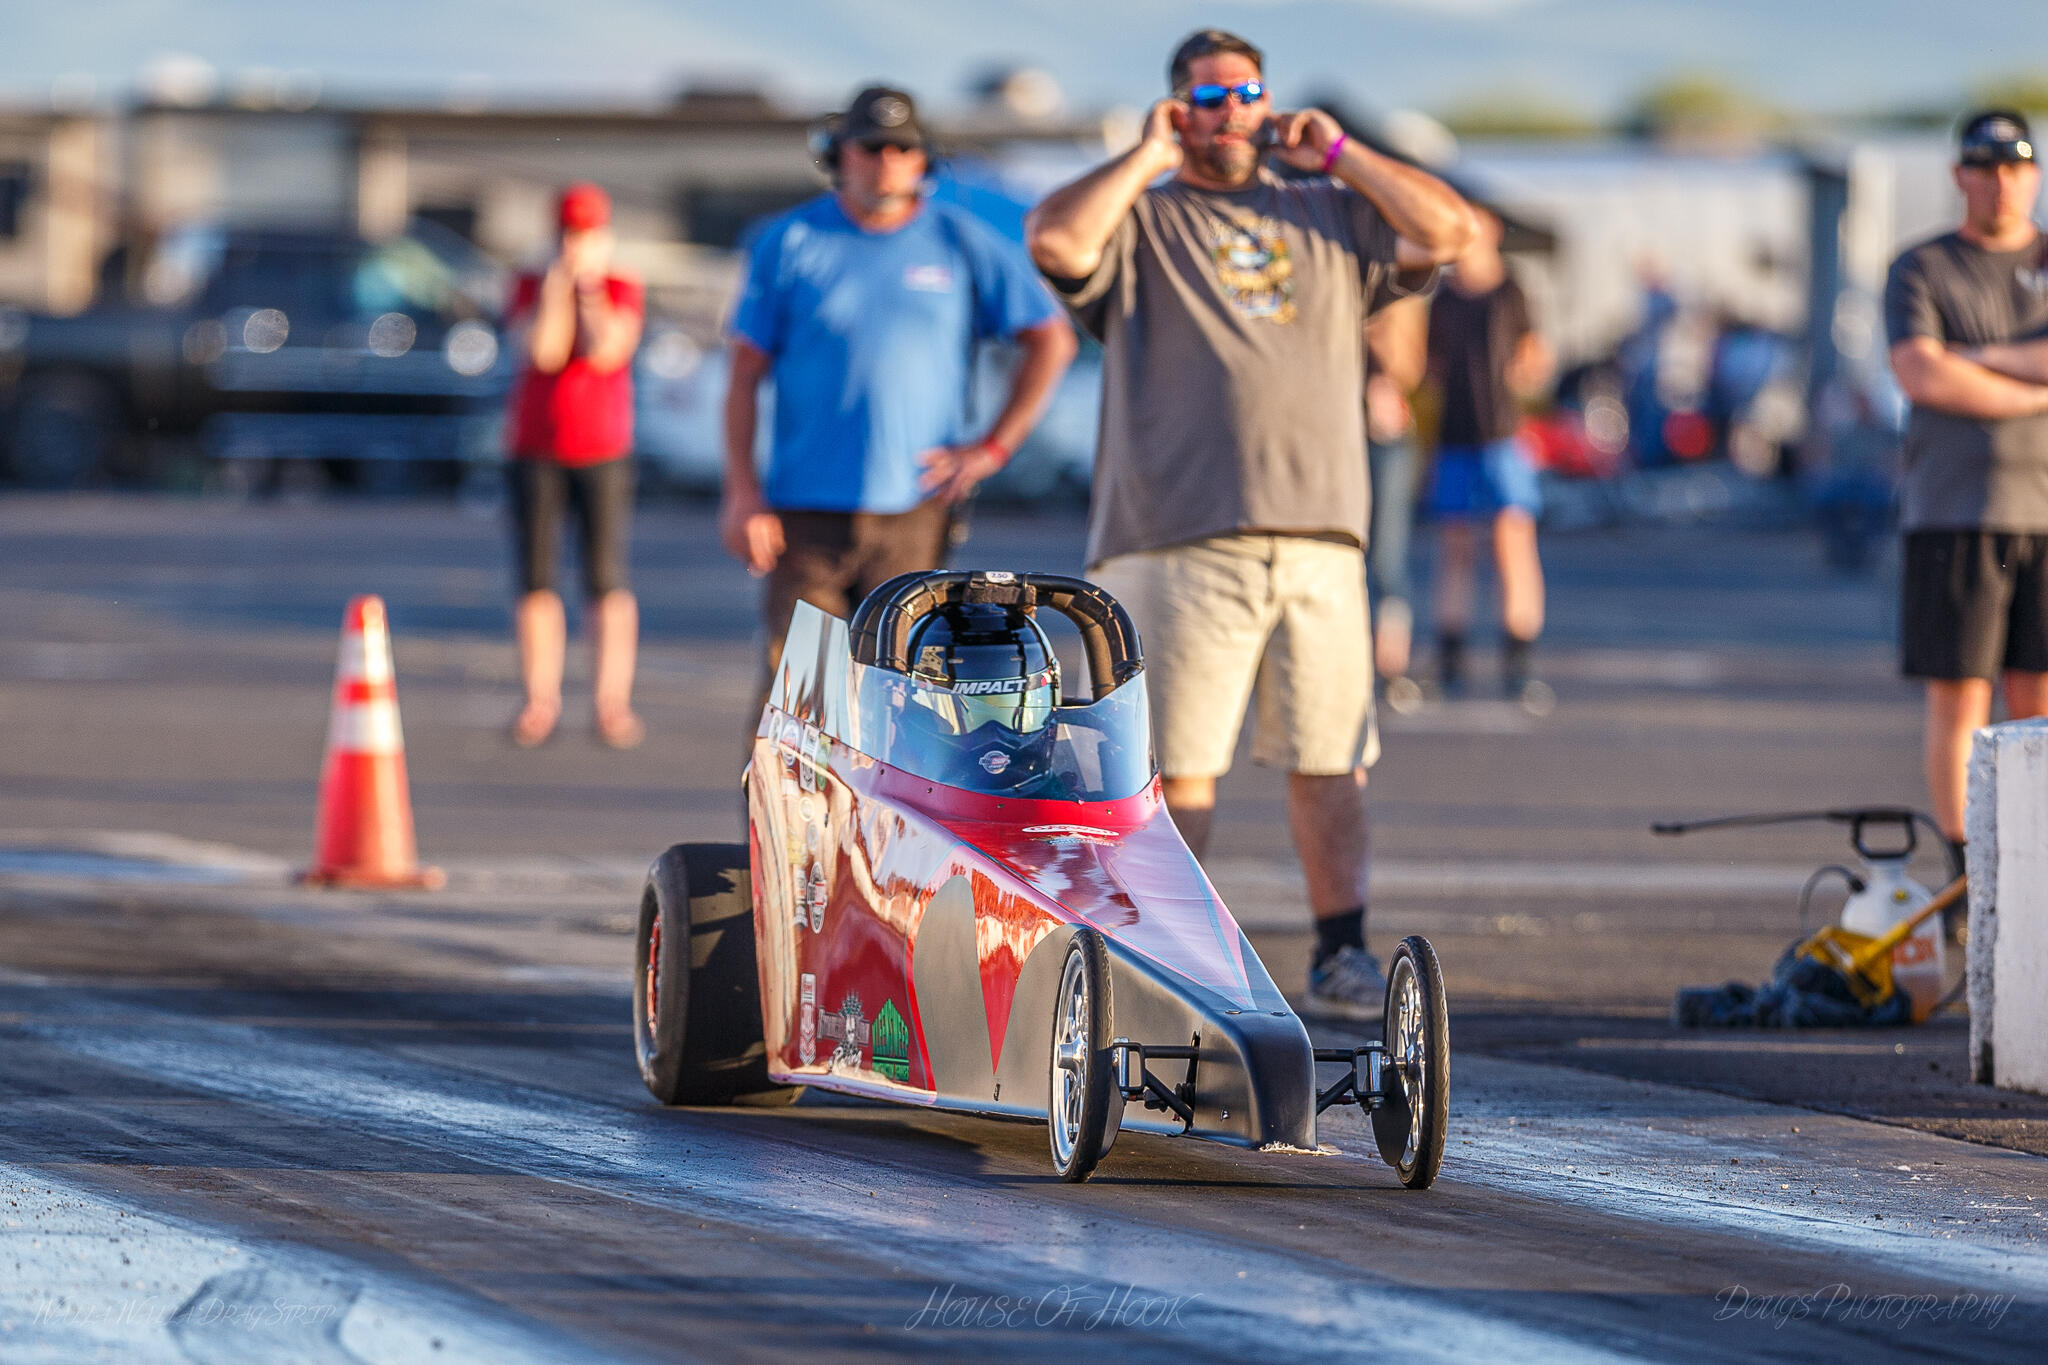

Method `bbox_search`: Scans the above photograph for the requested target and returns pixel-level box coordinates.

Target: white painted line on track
[0,829,1817,909]
[1209,857,1816,927]
[1223,857,1816,898]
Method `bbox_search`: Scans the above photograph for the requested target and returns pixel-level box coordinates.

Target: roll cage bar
[849,570,1143,703]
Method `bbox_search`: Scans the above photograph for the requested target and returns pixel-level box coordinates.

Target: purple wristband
[1320,132,1347,174]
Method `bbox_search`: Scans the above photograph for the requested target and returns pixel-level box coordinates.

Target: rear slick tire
[633,842,799,1106]
[1373,934,1449,1189]
[1048,927,1114,1183]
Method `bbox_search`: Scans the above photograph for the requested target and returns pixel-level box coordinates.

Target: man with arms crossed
[1886,110,2048,874]
[723,86,1075,678]
[1027,29,1475,1015]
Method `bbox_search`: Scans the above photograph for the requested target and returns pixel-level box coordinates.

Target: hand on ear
[1147,97,1188,149]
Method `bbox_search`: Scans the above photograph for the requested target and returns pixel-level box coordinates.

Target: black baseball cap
[841,86,925,150]
[1959,109,2035,166]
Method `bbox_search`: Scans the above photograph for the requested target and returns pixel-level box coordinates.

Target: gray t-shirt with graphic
[1884,229,2048,532]
[1050,170,1424,567]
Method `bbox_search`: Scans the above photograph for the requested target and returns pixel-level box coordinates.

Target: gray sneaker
[1306,945,1387,1020]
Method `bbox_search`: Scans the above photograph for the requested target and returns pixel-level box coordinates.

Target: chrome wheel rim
[1050,950,1089,1167]
[1388,955,1425,1169]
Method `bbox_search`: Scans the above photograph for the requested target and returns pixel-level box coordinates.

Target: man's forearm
[1895,342,2048,420]
[1507,332,1553,398]
[983,324,1078,454]
[722,384,763,496]
[1961,338,2048,386]
[1331,142,1476,263]
[1365,297,1428,392]
[528,284,577,373]
[1027,141,1175,278]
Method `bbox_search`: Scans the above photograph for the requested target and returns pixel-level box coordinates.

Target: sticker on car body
[820,992,870,1071]
[799,973,817,1065]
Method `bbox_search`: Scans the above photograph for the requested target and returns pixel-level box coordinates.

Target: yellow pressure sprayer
[1790,875,1965,1019]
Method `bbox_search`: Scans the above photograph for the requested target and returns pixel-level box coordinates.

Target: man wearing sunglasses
[1027,28,1476,1019]
[723,86,1077,682]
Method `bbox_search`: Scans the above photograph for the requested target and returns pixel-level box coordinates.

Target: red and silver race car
[633,570,1449,1186]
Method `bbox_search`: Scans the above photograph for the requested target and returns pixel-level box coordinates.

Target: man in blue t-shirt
[721,85,1077,674]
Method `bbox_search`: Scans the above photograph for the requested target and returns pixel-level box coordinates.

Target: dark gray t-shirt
[1428,276,1532,447]
[1884,229,2048,531]
[1051,170,1424,567]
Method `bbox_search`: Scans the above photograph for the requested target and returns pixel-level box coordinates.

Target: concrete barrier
[1967,716,2048,1090]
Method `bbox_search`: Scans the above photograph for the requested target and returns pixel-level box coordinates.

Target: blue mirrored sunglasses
[1184,81,1265,110]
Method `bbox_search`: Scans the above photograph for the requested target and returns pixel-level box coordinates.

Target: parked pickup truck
[0,221,511,488]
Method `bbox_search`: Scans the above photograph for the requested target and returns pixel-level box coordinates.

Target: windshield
[850,660,1154,802]
[185,235,482,326]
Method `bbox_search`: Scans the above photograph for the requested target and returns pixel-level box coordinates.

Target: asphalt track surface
[4,493,2048,1360]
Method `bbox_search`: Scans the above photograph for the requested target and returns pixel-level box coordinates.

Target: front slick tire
[1048,928,1114,1183]
[634,842,796,1106]
[1373,935,1450,1190]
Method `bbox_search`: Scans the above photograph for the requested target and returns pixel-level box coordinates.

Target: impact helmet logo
[954,668,1058,696]
[980,751,1011,775]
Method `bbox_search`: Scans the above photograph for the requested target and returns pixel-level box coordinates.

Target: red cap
[557,182,611,232]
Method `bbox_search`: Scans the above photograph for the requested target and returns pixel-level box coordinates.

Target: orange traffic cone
[302,595,444,889]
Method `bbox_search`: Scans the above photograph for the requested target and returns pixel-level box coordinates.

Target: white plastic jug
[1840,857,1945,1020]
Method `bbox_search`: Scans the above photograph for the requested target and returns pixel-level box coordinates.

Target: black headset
[806,113,941,185]
[808,115,847,178]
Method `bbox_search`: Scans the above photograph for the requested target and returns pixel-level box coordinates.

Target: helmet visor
[915,665,1058,735]
[954,685,1056,735]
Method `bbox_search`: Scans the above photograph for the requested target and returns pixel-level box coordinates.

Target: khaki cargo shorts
[1089,533,1378,779]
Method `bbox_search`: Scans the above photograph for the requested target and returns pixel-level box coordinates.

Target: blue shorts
[1429,437,1542,520]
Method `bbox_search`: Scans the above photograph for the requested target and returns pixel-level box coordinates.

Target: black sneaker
[1306,945,1388,1021]
[1438,635,1466,699]
[1503,636,1550,714]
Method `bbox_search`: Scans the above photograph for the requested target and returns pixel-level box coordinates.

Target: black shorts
[763,500,953,677]
[507,457,635,599]
[1901,530,2048,680]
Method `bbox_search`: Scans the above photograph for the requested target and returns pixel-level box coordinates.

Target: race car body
[635,570,1448,1185]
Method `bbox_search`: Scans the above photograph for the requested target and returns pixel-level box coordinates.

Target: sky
[4,1,2045,124]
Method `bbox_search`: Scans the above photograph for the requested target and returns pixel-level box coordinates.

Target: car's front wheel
[1372,935,1449,1189]
[1048,928,1115,1182]
[634,842,799,1106]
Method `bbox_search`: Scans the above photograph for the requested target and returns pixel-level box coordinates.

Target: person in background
[1885,109,2048,873]
[721,85,1076,680]
[504,182,647,749]
[1026,27,1475,1018]
[1366,295,1429,712]
[1424,208,1552,706]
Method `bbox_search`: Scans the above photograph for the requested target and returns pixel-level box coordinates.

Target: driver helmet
[903,599,1061,737]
